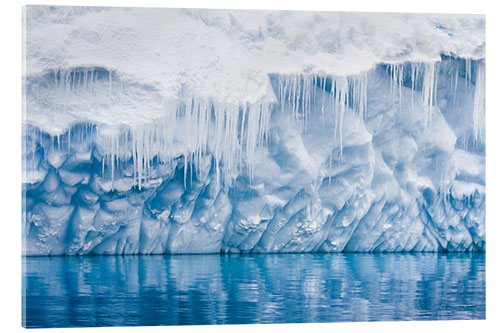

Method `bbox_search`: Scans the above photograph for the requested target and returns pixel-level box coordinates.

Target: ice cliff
[22,6,485,255]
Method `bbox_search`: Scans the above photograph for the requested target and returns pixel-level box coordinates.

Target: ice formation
[22,6,485,255]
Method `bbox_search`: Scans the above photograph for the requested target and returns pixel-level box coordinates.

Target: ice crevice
[23,56,485,255]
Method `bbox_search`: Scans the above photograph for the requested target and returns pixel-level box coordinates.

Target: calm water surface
[22,253,485,328]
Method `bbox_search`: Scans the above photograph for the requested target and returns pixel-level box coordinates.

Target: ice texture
[22,7,485,255]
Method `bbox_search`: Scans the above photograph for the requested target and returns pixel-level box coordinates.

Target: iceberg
[22,6,485,255]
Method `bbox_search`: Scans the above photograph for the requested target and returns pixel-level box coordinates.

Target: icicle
[339,77,348,159]
[465,58,471,92]
[101,157,105,178]
[329,75,349,159]
[67,129,71,153]
[79,69,372,189]
[388,63,404,110]
[349,73,368,120]
[398,64,403,109]
[410,63,416,112]
[321,76,327,122]
[108,70,113,98]
[422,62,437,127]
[473,61,485,143]
[92,98,274,188]
[183,152,188,189]
[110,134,116,187]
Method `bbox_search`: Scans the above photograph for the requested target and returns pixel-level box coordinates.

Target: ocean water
[22,252,485,328]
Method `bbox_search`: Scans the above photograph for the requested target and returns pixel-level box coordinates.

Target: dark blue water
[22,252,485,328]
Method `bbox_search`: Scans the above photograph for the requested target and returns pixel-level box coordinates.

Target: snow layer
[23,6,485,255]
[24,6,484,133]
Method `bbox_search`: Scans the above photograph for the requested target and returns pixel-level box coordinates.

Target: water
[22,252,485,328]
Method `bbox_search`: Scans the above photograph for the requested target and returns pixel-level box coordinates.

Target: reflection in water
[23,253,485,328]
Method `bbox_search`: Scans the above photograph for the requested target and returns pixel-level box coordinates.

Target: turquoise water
[22,253,485,328]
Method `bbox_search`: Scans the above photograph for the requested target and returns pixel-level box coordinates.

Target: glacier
[22,6,485,255]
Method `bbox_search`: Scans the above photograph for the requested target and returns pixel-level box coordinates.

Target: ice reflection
[23,253,485,328]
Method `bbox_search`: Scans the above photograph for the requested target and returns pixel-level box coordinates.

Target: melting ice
[22,7,485,255]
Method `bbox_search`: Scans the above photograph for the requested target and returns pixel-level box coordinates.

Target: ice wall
[22,7,485,255]
[23,57,485,255]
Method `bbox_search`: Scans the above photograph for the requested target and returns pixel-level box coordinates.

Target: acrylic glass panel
[22,6,485,328]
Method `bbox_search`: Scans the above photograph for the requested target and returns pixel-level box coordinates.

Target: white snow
[24,7,484,130]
